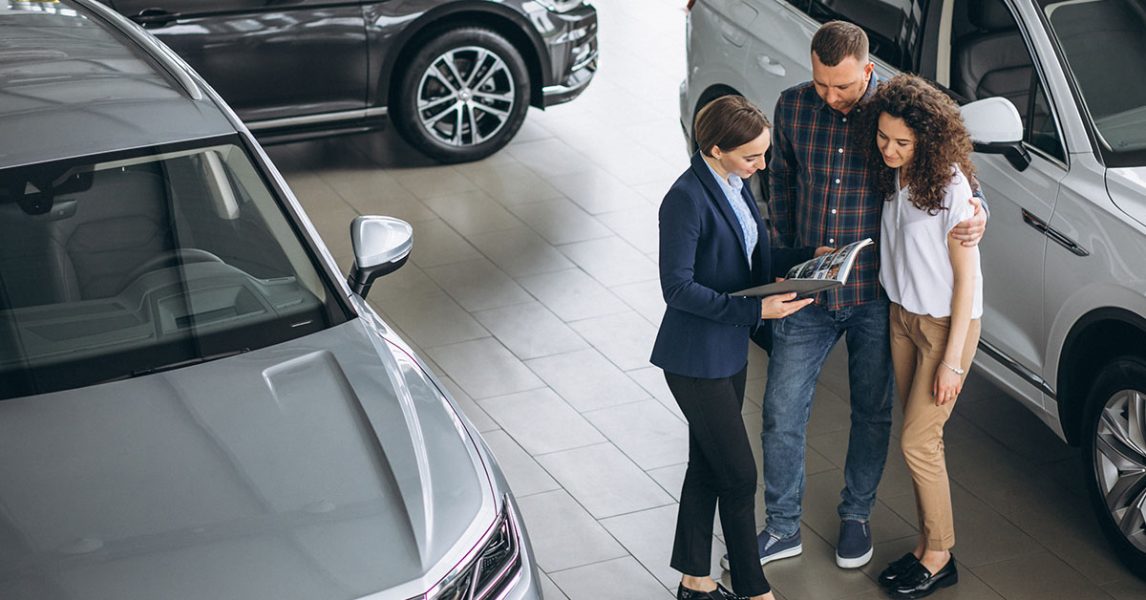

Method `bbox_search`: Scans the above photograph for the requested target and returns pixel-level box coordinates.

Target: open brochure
[734,238,874,297]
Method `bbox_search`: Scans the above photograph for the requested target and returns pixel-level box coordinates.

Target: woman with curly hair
[859,73,983,599]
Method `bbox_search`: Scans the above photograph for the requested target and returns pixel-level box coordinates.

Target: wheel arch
[1057,307,1146,446]
[380,3,548,110]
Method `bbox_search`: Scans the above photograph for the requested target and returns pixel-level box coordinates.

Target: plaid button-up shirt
[768,74,882,311]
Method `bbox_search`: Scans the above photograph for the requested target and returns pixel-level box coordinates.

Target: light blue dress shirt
[704,160,758,268]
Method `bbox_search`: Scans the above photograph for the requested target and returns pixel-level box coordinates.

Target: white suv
[681,0,1146,579]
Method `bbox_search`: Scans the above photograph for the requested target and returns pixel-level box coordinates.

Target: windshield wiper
[127,348,250,379]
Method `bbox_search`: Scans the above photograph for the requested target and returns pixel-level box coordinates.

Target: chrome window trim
[1024,141,1069,171]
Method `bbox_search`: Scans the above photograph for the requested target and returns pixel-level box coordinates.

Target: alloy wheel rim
[1094,388,1146,552]
[416,46,515,147]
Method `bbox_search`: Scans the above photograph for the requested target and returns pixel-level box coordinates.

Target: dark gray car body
[98,0,598,144]
[0,1,538,597]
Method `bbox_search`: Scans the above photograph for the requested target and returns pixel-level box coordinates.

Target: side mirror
[347,216,413,298]
[961,97,1031,171]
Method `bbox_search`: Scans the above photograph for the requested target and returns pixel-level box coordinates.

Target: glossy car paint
[110,0,369,123]
[0,2,540,597]
[0,9,232,167]
[101,0,598,143]
[0,320,495,598]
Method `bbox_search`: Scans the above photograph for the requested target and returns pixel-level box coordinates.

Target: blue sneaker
[720,530,802,570]
[835,519,874,568]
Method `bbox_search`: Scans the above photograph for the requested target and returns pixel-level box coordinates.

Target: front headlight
[534,0,585,13]
[424,498,523,600]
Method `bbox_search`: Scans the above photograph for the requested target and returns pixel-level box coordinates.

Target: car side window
[804,0,929,71]
[949,0,1066,161]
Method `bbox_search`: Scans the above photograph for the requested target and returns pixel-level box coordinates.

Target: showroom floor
[265,1,1145,598]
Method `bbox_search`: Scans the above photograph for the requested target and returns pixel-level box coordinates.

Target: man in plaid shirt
[752,22,986,570]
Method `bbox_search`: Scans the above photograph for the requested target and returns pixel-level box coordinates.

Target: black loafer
[878,552,920,588]
[675,583,748,600]
[714,583,749,600]
[889,554,958,599]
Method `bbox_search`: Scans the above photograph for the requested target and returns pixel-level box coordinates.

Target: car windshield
[1041,0,1146,165]
[0,136,348,400]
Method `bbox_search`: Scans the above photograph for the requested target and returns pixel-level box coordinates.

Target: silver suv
[681,0,1146,578]
[0,1,539,598]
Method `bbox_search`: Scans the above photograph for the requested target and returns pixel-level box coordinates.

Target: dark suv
[101,0,597,163]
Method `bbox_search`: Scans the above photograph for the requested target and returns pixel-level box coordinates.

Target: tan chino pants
[889,302,980,551]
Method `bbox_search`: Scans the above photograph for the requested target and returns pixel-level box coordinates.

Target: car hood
[0,319,494,600]
[1108,166,1146,230]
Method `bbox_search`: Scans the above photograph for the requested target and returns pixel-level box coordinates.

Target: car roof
[0,0,237,169]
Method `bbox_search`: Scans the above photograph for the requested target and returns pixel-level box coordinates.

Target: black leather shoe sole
[889,571,957,599]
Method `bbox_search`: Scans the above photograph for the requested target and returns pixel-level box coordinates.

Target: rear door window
[949,0,1067,162]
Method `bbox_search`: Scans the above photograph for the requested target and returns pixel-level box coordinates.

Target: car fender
[367,0,549,108]
[1043,238,1146,446]
[1047,283,1146,382]
[1043,167,1146,382]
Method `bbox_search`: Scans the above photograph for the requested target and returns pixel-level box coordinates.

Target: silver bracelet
[941,361,965,376]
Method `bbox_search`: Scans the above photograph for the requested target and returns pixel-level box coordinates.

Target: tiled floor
[265,1,1146,598]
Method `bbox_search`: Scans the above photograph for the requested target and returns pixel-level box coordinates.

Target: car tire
[1083,355,1146,579]
[392,27,530,164]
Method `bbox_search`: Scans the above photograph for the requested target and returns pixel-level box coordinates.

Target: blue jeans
[761,297,894,538]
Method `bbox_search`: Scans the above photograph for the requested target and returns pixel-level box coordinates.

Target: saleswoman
[651,95,826,600]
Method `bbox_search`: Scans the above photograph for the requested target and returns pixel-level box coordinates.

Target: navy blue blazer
[650,152,813,379]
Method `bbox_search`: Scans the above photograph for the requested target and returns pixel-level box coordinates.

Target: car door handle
[1021,209,1089,256]
[756,55,786,77]
[131,8,178,28]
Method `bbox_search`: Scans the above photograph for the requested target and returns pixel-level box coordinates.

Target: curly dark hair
[858,73,977,215]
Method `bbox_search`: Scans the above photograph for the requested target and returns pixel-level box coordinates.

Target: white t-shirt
[879,164,983,319]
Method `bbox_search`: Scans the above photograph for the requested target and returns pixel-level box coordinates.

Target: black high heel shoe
[888,554,958,599]
[878,552,920,588]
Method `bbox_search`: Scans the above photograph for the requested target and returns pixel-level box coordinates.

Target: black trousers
[666,365,770,596]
